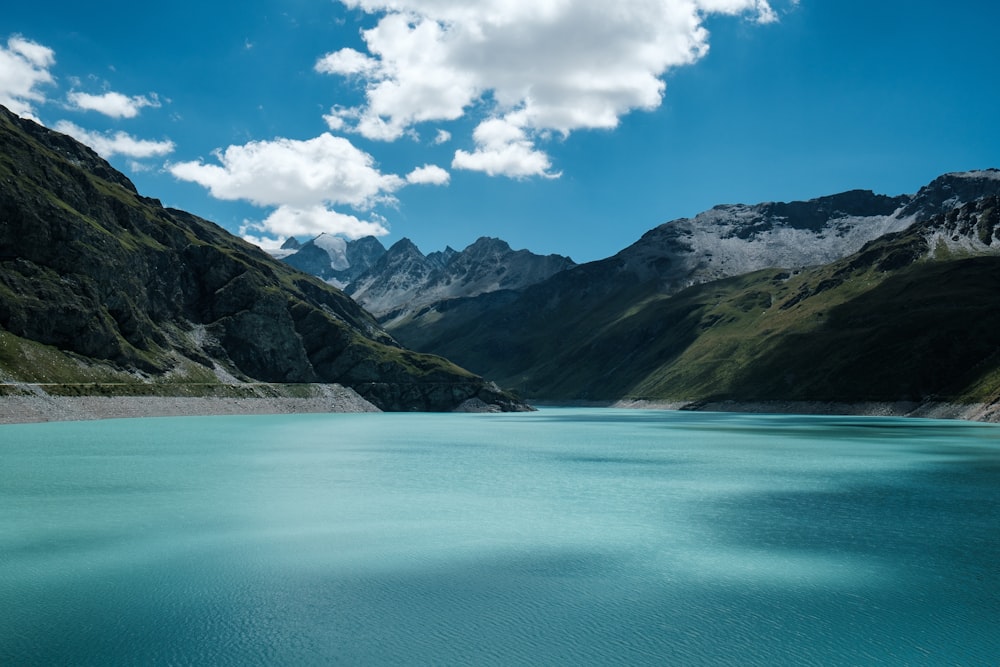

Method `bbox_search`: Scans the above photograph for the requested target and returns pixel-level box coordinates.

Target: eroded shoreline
[538,398,1000,423]
[0,384,380,424]
[5,391,1000,425]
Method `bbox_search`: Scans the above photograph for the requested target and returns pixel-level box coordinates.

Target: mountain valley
[4,99,1000,420]
[364,171,1000,415]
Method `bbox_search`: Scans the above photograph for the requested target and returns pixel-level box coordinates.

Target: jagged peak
[939,168,1000,181]
[350,235,387,251]
[901,168,1000,219]
[913,169,1000,192]
[386,237,423,255]
[465,236,512,251]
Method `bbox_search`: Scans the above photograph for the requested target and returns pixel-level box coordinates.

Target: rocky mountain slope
[392,172,1000,347]
[390,172,1000,411]
[343,236,576,325]
[0,105,526,412]
[277,233,575,326]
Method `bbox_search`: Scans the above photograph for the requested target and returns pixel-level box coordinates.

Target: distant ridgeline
[0,105,527,412]
[280,169,1000,414]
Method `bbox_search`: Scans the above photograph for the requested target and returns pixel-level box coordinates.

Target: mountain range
[282,173,1000,332]
[378,171,1000,412]
[5,97,1000,419]
[277,233,575,327]
[277,169,1000,414]
[0,105,526,412]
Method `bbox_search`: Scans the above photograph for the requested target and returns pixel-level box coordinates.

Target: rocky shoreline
[611,399,1000,423]
[0,384,380,425]
[530,398,1000,423]
[5,391,1000,426]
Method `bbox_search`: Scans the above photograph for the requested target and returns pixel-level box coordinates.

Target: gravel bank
[613,399,1000,423]
[0,384,379,425]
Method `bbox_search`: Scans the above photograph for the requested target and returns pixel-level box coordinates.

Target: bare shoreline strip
[0,385,380,425]
[535,398,1000,423]
[614,399,1000,423]
[4,392,1000,425]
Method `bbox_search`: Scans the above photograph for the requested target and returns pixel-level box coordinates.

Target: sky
[2,0,998,263]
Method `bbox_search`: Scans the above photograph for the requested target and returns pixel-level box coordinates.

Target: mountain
[389,171,1000,412]
[275,231,574,330]
[0,105,526,412]
[281,234,386,287]
[267,236,302,260]
[346,236,576,325]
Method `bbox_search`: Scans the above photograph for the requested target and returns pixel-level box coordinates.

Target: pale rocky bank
[0,384,379,424]
[613,399,1000,423]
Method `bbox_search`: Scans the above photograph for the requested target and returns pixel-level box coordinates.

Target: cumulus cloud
[318,0,781,178]
[168,133,445,242]
[240,205,390,242]
[406,164,450,185]
[168,133,404,209]
[53,120,175,158]
[452,117,557,178]
[67,90,161,118]
[0,35,56,119]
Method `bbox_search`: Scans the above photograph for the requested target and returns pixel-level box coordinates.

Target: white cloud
[67,90,161,118]
[53,120,175,158]
[169,133,459,244]
[452,117,558,179]
[241,205,390,242]
[433,129,451,145]
[406,164,450,185]
[315,47,379,76]
[317,13,477,141]
[319,0,780,177]
[698,0,778,23]
[0,35,56,119]
[168,133,405,209]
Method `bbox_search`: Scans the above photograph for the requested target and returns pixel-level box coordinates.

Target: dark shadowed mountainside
[0,105,527,412]
[391,173,1000,413]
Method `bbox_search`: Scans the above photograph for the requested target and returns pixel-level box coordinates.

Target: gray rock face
[347,236,576,324]
[582,170,1000,295]
[900,169,1000,220]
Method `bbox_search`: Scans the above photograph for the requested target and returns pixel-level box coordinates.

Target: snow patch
[312,233,350,270]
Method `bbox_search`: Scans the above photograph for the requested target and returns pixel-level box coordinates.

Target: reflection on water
[1,409,998,665]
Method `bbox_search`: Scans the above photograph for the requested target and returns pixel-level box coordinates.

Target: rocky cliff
[0,105,527,412]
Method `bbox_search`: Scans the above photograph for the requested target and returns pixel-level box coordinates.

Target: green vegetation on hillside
[393,197,1000,407]
[0,106,526,411]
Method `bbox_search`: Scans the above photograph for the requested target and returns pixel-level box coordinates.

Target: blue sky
[2,0,998,263]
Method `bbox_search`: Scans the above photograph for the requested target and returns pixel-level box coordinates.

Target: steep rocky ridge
[0,105,526,412]
[346,236,576,325]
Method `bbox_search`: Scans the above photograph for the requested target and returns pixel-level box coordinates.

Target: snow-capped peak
[311,233,349,271]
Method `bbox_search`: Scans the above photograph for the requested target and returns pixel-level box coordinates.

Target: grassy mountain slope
[0,106,525,411]
[395,196,1000,407]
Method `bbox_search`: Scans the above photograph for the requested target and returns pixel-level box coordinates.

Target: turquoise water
[1,408,999,665]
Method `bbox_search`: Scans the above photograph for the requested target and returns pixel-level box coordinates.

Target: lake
[1,408,999,665]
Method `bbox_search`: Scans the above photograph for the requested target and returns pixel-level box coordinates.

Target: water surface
[2,409,998,665]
